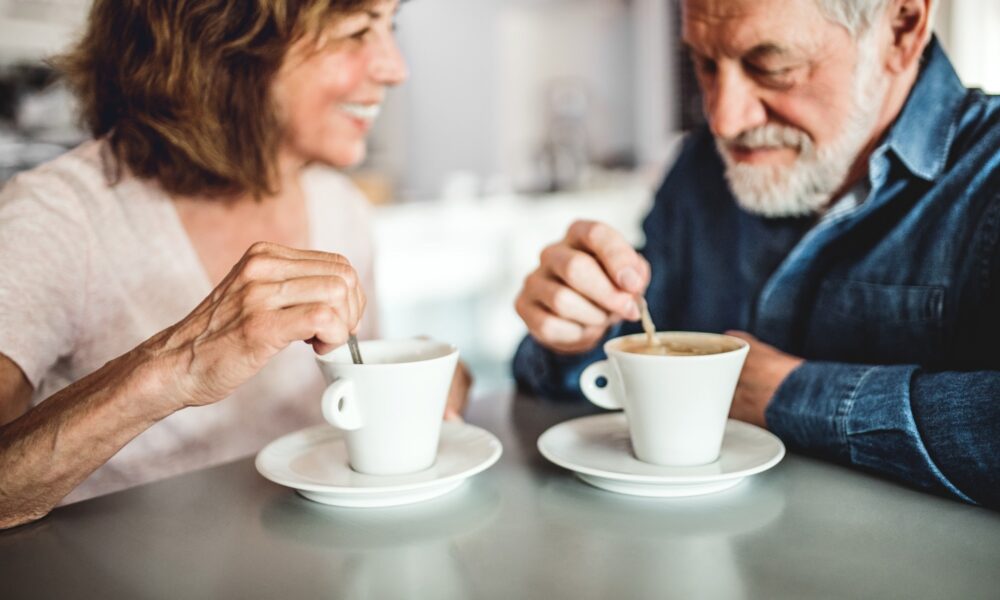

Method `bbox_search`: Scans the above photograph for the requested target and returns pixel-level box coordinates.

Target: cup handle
[321,378,363,431]
[580,360,622,410]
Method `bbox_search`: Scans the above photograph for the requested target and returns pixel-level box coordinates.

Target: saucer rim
[537,413,785,485]
[255,421,502,495]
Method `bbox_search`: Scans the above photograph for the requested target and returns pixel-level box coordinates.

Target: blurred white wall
[494,1,635,189]
[935,0,1000,94]
[375,0,672,200]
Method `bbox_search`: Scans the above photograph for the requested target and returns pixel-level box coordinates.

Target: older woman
[0,0,466,528]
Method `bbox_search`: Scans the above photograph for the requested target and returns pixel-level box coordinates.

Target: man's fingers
[542,244,639,320]
[565,221,649,294]
[517,298,588,346]
[526,273,609,327]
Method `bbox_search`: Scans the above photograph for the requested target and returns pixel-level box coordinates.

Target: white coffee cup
[579,332,749,467]
[316,338,459,476]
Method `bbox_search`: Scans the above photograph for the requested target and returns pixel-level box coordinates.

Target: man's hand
[726,331,804,428]
[515,220,650,354]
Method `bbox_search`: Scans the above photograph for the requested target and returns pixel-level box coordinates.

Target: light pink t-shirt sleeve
[0,172,90,388]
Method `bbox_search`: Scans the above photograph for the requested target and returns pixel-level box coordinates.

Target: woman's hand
[145,242,366,411]
[0,242,365,528]
[444,362,473,421]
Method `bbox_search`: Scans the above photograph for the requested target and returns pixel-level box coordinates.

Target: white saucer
[256,421,502,508]
[538,413,785,498]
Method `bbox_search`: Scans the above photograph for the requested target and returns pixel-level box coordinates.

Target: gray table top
[3,389,999,600]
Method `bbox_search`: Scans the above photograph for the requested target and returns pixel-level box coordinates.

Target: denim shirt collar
[877,37,967,182]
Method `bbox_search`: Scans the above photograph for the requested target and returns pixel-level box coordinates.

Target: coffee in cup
[616,335,742,356]
[316,338,459,476]
[579,331,748,466]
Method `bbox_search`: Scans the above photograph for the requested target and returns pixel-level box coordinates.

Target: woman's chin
[324,144,368,170]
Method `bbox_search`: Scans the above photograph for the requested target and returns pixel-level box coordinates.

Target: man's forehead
[682,0,831,56]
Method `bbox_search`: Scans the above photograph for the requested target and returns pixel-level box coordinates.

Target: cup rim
[315,338,458,367]
[604,331,748,361]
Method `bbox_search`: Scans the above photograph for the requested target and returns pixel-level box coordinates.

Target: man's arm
[512,220,651,398]
[767,361,1000,508]
[512,331,618,400]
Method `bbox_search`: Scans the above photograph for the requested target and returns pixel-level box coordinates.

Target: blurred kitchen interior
[1,0,998,392]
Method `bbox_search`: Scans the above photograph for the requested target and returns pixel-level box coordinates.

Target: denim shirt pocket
[805,279,945,364]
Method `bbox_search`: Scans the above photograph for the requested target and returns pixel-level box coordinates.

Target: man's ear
[884,0,933,73]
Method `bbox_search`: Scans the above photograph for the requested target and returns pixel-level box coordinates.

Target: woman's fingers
[226,243,365,333]
[244,273,363,329]
[271,303,353,351]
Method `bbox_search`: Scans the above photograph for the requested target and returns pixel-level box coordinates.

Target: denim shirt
[513,40,1000,508]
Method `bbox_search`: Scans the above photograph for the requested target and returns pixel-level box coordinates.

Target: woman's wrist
[109,339,189,422]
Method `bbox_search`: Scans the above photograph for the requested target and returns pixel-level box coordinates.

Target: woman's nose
[371,34,409,86]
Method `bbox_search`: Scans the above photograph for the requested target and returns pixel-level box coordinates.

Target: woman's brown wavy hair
[56,0,375,198]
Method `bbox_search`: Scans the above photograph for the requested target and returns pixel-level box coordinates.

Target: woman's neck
[171,160,311,287]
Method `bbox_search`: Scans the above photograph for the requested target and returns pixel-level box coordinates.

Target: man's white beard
[715,35,888,218]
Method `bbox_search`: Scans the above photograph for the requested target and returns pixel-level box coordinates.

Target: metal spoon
[637,296,659,347]
[347,334,364,365]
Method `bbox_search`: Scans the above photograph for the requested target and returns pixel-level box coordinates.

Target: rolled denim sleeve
[512,326,621,401]
[768,361,1000,508]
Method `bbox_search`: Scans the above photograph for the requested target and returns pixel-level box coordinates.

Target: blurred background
[1,0,998,393]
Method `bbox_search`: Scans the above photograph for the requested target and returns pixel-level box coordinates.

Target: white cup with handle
[316,338,459,475]
[579,331,749,467]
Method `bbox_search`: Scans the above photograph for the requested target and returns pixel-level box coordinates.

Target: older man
[513,0,1000,508]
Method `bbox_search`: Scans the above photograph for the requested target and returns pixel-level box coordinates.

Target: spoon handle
[347,334,364,364]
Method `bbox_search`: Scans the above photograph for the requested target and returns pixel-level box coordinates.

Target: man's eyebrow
[681,41,793,60]
[681,42,703,56]
[746,43,792,59]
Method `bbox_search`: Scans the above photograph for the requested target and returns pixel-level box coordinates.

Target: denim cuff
[512,324,622,401]
[768,361,972,502]
[766,361,877,462]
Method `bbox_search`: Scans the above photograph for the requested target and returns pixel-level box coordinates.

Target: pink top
[0,140,378,503]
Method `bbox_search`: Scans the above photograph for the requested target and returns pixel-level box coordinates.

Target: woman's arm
[0,242,364,529]
[0,357,31,427]
[0,350,174,528]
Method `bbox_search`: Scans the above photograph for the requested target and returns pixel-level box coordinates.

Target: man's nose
[704,67,767,140]
[371,34,409,86]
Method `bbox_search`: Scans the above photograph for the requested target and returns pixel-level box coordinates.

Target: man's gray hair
[816,0,938,37]
[814,0,892,36]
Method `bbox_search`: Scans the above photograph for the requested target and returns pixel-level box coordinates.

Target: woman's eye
[349,27,371,41]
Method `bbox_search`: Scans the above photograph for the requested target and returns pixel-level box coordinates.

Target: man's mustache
[719,124,812,152]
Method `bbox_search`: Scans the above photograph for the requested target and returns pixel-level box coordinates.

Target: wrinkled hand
[145,242,365,410]
[515,220,650,354]
[444,362,473,422]
[726,331,804,428]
